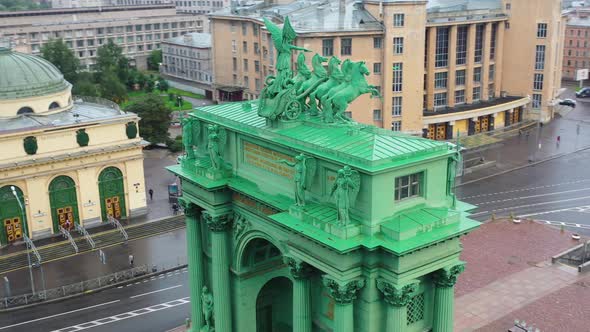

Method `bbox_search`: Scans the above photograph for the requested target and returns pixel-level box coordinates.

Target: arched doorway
[256,277,293,332]
[49,176,80,232]
[0,186,26,244]
[98,167,126,221]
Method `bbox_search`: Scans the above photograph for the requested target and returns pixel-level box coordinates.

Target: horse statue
[293,53,312,92]
[308,56,343,115]
[297,53,328,98]
[322,61,381,123]
[321,59,353,122]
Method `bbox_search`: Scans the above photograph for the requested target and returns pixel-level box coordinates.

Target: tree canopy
[41,39,79,84]
[147,50,162,71]
[0,0,49,11]
[124,94,171,144]
[96,40,130,83]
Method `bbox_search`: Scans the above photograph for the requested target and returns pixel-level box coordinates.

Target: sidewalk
[458,103,590,185]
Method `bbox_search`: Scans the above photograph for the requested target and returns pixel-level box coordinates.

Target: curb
[457,145,590,187]
[0,264,188,312]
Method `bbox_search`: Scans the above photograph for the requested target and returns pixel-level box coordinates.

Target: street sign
[576,69,589,81]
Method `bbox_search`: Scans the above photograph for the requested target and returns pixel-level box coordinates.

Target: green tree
[96,40,130,83]
[124,94,171,144]
[41,39,79,84]
[158,79,170,92]
[147,50,162,71]
[99,70,127,103]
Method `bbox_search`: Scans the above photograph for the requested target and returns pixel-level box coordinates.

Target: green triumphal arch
[168,17,479,332]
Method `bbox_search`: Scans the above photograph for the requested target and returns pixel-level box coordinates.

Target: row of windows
[231,58,263,73]
[432,65,495,89]
[433,87,488,108]
[566,59,590,68]
[568,28,590,37]
[567,48,590,57]
[28,22,197,40]
[320,36,405,57]
[568,39,590,48]
[434,23,497,68]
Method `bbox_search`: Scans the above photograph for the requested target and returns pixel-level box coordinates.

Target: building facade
[0,46,147,245]
[161,33,213,98]
[0,5,206,69]
[168,71,479,331]
[175,0,229,15]
[563,9,590,80]
[210,0,565,139]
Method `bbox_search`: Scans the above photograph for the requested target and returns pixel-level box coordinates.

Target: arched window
[17,107,34,115]
[49,102,60,110]
[241,238,281,269]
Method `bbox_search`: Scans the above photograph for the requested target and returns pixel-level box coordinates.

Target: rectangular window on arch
[394,172,424,201]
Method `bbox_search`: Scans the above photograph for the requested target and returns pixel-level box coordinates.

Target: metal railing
[59,226,79,254]
[74,223,96,250]
[108,216,128,241]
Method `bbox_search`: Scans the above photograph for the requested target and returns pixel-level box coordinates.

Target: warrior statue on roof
[263,17,310,97]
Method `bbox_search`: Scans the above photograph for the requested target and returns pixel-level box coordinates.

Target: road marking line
[0,300,120,330]
[470,195,590,216]
[518,205,590,217]
[129,284,182,299]
[475,187,590,206]
[459,179,590,200]
[50,297,190,332]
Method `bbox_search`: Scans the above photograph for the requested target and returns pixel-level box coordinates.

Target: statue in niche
[182,118,195,159]
[201,285,214,330]
[278,153,317,206]
[207,124,226,170]
[330,166,360,225]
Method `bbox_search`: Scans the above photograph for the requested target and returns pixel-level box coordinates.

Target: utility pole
[3,276,10,298]
[11,186,35,295]
[532,103,543,162]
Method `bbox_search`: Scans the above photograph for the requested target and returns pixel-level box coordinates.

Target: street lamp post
[10,186,35,295]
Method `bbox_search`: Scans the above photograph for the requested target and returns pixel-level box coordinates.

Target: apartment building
[0,5,206,69]
[563,10,590,80]
[161,32,213,97]
[175,0,229,14]
[210,0,565,139]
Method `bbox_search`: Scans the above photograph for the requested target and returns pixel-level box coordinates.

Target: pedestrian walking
[557,135,561,144]
[148,188,154,201]
[64,219,71,231]
[172,202,179,215]
[129,254,134,267]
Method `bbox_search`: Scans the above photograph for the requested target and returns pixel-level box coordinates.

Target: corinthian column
[204,211,233,332]
[322,276,365,332]
[179,199,204,331]
[376,279,418,332]
[285,256,313,332]
[432,263,465,332]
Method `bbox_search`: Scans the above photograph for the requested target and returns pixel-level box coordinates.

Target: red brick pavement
[477,274,590,332]
[457,219,580,296]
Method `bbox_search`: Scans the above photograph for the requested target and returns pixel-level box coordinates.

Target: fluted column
[432,263,465,332]
[322,276,365,332]
[285,256,313,332]
[376,279,418,332]
[179,199,204,331]
[204,211,234,332]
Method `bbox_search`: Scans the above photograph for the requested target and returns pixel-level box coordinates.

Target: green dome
[0,47,71,100]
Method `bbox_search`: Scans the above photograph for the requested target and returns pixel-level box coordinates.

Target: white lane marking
[475,187,590,206]
[459,179,590,200]
[0,300,120,330]
[518,205,590,218]
[535,220,590,229]
[129,285,182,299]
[470,195,590,216]
[50,297,190,332]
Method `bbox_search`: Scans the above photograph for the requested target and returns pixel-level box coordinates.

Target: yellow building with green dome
[0,46,147,246]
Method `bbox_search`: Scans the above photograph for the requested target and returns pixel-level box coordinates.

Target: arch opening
[17,107,34,115]
[256,277,293,332]
[48,175,80,232]
[241,238,282,271]
[49,102,60,110]
[98,166,126,221]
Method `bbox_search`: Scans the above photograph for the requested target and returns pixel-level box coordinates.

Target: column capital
[433,263,465,288]
[284,256,313,280]
[178,198,200,218]
[376,279,418,307]
[322,276,365,305]
[203,211,233,232]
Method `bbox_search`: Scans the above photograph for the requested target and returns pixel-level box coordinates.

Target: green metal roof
[0,47,71,100]
[192,101,452,172]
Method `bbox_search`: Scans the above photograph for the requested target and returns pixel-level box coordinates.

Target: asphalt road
[457,148,590,235]
[0,267,190,332]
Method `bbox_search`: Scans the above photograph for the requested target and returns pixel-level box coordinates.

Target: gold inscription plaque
[243,141,295,179]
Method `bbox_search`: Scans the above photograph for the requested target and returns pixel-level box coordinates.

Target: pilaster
[376,279,418,332]
[322,276,365,332]
[432,263,465,332]
[204,211,234,332]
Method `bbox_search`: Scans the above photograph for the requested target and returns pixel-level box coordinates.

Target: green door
[49,176,80,232]
[98,167,127,221]
[0,186,26,245]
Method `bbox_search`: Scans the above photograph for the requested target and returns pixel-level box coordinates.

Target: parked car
[576,87,590,98]
[558,98,577,108]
